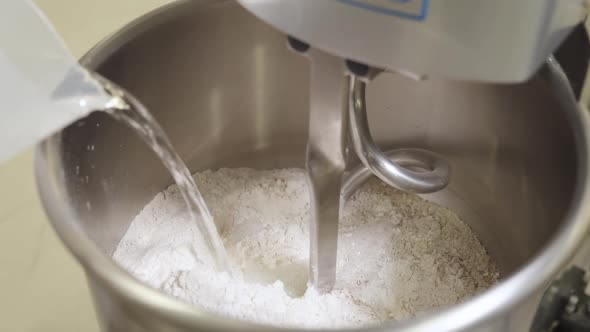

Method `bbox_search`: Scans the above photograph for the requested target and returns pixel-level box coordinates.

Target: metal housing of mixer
[34,1,590,331]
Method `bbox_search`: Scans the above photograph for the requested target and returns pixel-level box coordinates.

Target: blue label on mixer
[338,0,429,21]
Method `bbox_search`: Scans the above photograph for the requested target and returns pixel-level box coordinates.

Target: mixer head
[239,0,587,83]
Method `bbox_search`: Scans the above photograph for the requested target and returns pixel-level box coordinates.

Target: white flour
[113,168,499,328]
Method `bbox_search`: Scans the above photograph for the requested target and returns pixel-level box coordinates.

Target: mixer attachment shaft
[302,47,349,293]
[288,37,451,293]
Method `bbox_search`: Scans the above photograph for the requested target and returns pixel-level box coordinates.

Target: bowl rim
[35,1,590,331]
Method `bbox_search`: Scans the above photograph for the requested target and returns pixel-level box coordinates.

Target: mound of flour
[113,168,499,328]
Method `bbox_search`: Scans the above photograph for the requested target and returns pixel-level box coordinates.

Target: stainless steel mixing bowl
[35,1,590,331]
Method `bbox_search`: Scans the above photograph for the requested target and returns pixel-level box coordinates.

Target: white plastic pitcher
[0,0,111,163]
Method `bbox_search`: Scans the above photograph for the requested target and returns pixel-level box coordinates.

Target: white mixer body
[239,0,587,82]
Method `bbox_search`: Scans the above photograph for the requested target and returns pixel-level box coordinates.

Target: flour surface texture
[113,168,499,328]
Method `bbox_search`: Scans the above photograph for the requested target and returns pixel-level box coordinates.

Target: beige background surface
[0,1,170,331]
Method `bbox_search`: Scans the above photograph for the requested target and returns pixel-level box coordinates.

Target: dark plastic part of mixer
[530,266,590,332]
[554,23,590,99]
[345,60,369,77]
[287,36,310,53]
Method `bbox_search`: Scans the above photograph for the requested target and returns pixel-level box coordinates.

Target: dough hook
[289,37,451,293]
[348,72,451,194]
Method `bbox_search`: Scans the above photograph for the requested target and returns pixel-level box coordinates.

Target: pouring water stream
[99,79,233,272]
[0,0,232,273]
